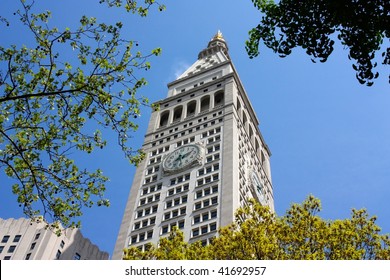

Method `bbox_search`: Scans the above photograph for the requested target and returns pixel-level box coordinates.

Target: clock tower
[113,31,274,259]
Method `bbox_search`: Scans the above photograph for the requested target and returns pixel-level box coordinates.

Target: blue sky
[1,0,389,257]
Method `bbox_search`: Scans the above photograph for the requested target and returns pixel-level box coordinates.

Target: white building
[113,32,274,259]
[0,217,108,260]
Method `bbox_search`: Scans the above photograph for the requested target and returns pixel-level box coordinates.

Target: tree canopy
[123,196,390,260]
[0,0,164,230]
[246,0,389,86]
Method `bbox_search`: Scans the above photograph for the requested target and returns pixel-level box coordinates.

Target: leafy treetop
[123,196,390,260]
[246,0,389,86]
[0,0,164,232]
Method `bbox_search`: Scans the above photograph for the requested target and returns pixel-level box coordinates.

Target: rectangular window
[174,198,180,206]
[55,250,62,260]
[25,253,31,260]
[1,235,10,243]
[60,240,65,248]
[30,242,36,250]
[0,246,4,253]
[192,229,199,237]
[3,256,11,260]
[13,235,21,242]
[74,253,81,260]
[8,245,16,253]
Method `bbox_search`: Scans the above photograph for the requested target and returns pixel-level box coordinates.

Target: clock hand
[181,151,192,159]
[173,155,183,167]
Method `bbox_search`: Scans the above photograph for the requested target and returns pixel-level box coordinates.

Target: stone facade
[0,217,108,260]
[113,32,274,259]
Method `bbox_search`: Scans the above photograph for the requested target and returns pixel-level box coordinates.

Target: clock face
[163,144,201,172]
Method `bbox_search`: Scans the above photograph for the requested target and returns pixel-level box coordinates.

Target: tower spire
[212,30,224,41]
[198,30,229,59]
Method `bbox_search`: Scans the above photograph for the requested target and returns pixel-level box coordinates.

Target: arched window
[159,111,170,127]
[243,112,248,127]
[261,151,266,165]
[236,97,242,119]
[173,106,183,123]
[249,125,254,143]
[214,91,224,107]
[255,139,260,156]
[261,150,271,178]
[200,96,210,112]
[186,101,197,118]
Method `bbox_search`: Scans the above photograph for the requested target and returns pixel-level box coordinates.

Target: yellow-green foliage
[123,196,390,260]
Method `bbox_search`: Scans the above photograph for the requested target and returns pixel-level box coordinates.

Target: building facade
[0,217,109,260]
[113,32,274,259]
